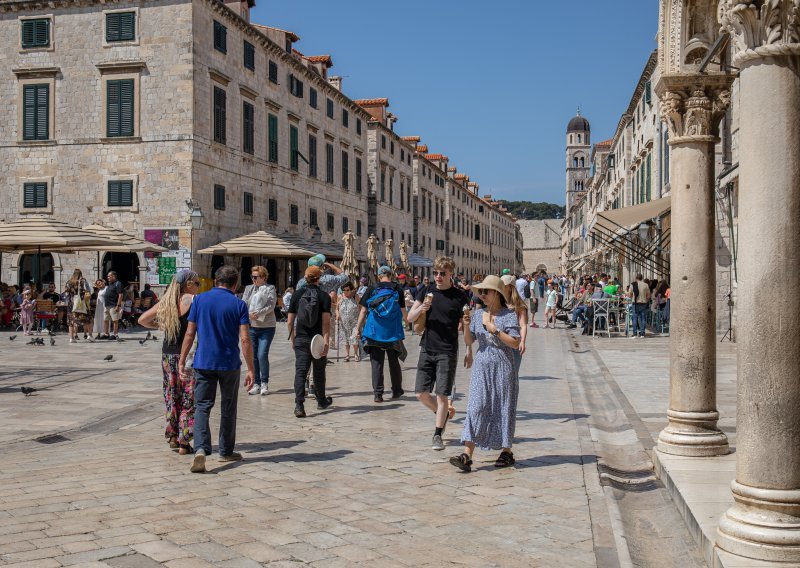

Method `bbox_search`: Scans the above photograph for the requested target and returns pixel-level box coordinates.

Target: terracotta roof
[354,98,389,107]
[415,145,428,153]
[595,139,613,148]
[401,136,420,142]
[292,48,304,57]
[454,174,468,180]
[306,55,333,67]
[447,167,457,172]
[425,153,446,161]
[252,24,300,42]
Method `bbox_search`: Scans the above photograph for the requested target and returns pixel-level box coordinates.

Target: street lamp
[190,206,205,230]
[637,221,651,241]
[186,200,204,272]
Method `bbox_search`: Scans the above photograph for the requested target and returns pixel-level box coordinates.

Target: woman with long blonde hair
[501,275,528,377]
[139,270,199,454]
[64,268,92,342]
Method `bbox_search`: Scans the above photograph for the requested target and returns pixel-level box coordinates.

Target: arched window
[577,134,582,144]
[580,157,585,167]
[569,135,573,144]
[573,157,578,168]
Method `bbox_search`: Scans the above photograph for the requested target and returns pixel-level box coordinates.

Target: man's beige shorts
[104,306,121,322]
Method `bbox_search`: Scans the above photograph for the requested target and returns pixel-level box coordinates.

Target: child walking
[545,282,558,329]
[20,290,36,335]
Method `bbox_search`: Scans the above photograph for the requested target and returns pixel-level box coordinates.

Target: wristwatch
[491,328,500,337]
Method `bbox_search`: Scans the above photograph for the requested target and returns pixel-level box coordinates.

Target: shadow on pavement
[209,449,354,473]
[519,375,561,381]
[515,411,589,423]
[233,440,305,453]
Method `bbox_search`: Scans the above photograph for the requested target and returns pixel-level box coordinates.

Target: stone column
[656,78,733,456]
[715,1,800,562]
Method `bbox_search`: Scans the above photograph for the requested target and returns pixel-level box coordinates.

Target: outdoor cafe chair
[592,298,612,339]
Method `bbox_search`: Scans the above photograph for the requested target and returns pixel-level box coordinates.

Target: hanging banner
[144,228,191,286]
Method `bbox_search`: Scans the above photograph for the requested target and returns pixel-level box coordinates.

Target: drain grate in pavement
[35,434,70,444]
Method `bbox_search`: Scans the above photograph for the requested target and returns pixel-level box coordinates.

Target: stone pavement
[0,326,613,568]
[584,333,774,568]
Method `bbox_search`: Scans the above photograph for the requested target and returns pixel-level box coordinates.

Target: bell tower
[565,110,591,210]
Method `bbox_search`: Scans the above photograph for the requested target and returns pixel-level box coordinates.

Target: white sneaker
[190,452,206,473]
[247,385,260,395]
[69,338,75,343]
[260,384,269,395]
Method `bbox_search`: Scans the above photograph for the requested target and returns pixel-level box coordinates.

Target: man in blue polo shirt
[179,265,254,474]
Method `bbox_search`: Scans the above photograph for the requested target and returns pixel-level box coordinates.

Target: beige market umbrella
[0,217,125,284]
[197,230,313,258]
[367,234,379,281]
[0,217,120,252]
[340,231,359,281]
[399,240,410,274]
[384,238,398,272]
[81,224,169,254]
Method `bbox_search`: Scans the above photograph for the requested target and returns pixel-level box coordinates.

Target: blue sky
[251,1,659,205]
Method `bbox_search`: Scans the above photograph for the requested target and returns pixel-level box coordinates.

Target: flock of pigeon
[10,330,159,396]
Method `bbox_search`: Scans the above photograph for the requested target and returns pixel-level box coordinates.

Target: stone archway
[535,263,547,274]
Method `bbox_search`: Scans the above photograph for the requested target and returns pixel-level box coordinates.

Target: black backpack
[295,288,319,328]
[523,281,532,299]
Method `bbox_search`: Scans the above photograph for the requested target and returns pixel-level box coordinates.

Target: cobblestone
[0,325,685,566]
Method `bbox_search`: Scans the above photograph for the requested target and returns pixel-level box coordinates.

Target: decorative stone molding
[719,0,800,65]
[657,74,734,143]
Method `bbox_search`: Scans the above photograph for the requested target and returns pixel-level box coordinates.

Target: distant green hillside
[497,201,565,220]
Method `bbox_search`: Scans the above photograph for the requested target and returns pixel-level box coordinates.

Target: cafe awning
[594,196,671,233]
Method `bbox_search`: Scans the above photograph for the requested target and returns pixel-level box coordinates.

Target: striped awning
[197,231,314,259]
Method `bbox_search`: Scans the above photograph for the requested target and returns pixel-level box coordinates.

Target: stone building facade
[518,219,561,275]
[0,0,521,290]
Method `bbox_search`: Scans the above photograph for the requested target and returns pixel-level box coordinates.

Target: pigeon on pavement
[145,331,151,340]
[9,335,17,341]
[104,354,114,361]
[20,386,37,396]
[138,338,147,345]
[50,337,55,346]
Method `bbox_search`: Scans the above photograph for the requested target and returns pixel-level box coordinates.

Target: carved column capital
[719,0,800,66]
[657,75,734,143]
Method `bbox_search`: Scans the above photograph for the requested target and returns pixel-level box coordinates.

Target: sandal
[168,438,179,450]
[449,453,472,472]
[344,356,351,362]
[178,444,194,455]
[494,450,515,468]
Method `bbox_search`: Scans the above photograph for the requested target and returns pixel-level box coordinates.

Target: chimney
[329,76,342,91]
[386,113,397,131]
[224,0,251,22]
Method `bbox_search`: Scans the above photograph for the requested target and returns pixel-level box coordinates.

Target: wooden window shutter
[213,86,226,144]
[23,84,48,141]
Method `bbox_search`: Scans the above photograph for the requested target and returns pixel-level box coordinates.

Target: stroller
[555,294,576,324]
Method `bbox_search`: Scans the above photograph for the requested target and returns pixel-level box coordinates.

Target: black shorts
[414,349,457,397]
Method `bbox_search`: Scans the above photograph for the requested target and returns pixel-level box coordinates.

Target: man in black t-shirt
[355,266,407,402]
[407,256,468,451]
[287,266,332,418]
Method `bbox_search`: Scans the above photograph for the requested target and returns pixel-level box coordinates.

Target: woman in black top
[139,270,200,454]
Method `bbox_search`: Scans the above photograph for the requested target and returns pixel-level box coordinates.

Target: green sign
[157,256,177,285]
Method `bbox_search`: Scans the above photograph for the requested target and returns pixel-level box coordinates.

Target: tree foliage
[497,201,565,220]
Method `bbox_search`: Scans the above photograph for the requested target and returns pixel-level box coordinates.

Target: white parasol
[340,231,359,281]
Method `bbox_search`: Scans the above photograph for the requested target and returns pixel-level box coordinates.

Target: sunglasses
[433,271,448,277]
[251,274,263,279]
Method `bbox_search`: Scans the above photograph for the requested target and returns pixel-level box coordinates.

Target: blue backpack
[362,286,404,343]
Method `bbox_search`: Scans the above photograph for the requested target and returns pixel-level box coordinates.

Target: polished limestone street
[0,325,703,568]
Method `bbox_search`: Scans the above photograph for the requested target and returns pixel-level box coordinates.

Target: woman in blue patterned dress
[450,275,520,473]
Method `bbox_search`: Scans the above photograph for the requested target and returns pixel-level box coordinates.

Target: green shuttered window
[243,41,255,71]
[214,184,225,210]
[107,180,133,207]
[213,86,226,144]
[106,79,134,137]
[289,125,298,171]
[242,101,254,155]
[21,19,49,49]
[23,182,47,208]
[106,12,135,43]
[308,134,317,178]
[213,20,227,53]
[23,84,49,141]
[268,114,278,163]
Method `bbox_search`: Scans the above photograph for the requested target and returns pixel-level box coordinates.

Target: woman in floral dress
[450,275,521,473]
[139,270,199,454]
[64,269,92,342]
[338,281,360,361]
